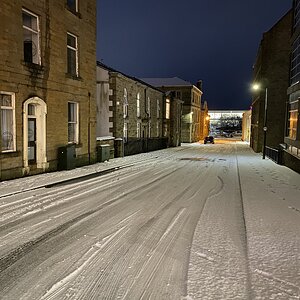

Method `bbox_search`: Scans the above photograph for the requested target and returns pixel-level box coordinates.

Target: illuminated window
[67,33,78,76]
[288,109,298,139]
[166,98,170,119]
[137,93,140,117]
[1,92,16,152]
[22,9,40,64]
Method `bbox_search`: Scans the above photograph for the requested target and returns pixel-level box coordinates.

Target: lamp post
[252,83,268,159]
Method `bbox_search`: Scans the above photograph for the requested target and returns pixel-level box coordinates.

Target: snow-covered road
[0,140,299,299]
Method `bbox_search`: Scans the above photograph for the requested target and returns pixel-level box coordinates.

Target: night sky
[97,0,291,110]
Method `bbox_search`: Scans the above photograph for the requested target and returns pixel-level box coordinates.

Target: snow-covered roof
[141,77,193,87]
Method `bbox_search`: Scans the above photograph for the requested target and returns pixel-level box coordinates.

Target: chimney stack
[196,80,203,91]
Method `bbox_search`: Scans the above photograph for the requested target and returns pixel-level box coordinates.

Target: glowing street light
[252,83,260,91]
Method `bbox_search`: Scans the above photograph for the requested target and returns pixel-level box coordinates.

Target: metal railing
[265,146,283,165]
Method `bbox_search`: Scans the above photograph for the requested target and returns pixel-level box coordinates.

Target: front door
[28,118,36,164]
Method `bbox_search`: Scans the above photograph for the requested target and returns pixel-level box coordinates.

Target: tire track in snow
[0,162,177,230]
[40,226,129,300]
[0,164,150,218]
[0,146,212,299]
[254,269,300,299]
[121,208,187,300]
[69,162,209,299]
[0,155,163,199]
[235,143,253,300]
[0,164,182,273]
[186,146,253,299]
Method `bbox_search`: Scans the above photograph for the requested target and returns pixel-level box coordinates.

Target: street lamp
[252,83,268,159]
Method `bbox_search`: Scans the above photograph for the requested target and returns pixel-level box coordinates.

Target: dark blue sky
[97,0,291,110]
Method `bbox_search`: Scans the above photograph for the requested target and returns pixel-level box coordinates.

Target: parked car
[204,136,214,144]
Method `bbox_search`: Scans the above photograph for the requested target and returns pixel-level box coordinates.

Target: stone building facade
[251,10,292,154]
[285,0,300,172]
[0,0,97,180]
[141,77,204,143]
[164,92,183,147]
[97,63,170,156]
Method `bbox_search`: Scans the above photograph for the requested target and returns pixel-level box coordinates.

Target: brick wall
[251,10,292,153]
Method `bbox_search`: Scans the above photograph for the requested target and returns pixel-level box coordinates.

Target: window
[148,121,151,138]
[137,122,141,138]
[137,93,140,117]
[157,99,160,118]
[123,88,128,118]
[68,102,79,143]
[147,97,151,117]
[1,92,15,152]
[156,122,159,137]
[67,33,78,76]
[291,36,300,85]
[123,122,128,142]
[67,0,78,12]
[294,0,300,31]
[22,9,40,64]
[288,109,298,139]
[28,104,35,116]
[166,98,170,119]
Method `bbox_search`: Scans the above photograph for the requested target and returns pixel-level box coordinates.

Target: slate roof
[141,77,193,87]
[96,61,164,93]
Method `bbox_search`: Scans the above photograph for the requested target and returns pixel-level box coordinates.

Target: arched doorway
[23,97,48,172]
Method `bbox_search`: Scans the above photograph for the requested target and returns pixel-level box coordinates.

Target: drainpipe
[88,91,91,164]
[144,88,149,152]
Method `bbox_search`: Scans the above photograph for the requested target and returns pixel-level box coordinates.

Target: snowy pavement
[0,140,299,300]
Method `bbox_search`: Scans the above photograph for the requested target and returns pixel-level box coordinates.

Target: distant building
[285,1,300,172]
[164,92,184,147]
[200,101,210,139]
[0,0,97,180]
[208,110,244,137]
[142,77,204,143]
[251,10,292,155]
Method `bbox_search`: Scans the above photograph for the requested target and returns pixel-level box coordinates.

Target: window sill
[0,150,20,158]
[22,61,44,71]
[65,73,82,81]
[66,7,82,18]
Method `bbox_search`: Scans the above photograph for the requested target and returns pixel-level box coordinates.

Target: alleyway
[0,140,299,299]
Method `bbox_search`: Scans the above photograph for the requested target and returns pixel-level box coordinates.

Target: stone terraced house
[0,0,97,180]
[96,62,183,156]
[141,77,204,143]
